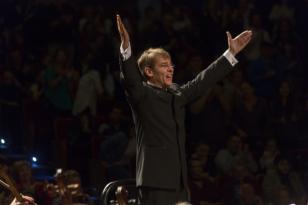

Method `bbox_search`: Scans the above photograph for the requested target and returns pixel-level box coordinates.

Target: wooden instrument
[0,169,24,202]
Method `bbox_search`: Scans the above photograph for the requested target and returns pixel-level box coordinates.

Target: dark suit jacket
[120,54,233,190]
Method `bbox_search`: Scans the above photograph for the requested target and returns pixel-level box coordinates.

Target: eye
[160,64,175,69]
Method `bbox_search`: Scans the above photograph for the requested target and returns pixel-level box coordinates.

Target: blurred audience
[215,135,258,175]
[72,55,103,134]
[262,156,306,204]
[0,1,307,205]
[259,138,281,171]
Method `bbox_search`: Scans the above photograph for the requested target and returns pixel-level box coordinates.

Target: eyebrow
[159,63,174,66]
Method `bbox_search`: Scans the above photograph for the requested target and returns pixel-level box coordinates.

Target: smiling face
[147,55,174,88]
[138,48,173,88]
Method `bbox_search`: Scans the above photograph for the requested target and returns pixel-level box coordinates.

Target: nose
[167,65,174,73]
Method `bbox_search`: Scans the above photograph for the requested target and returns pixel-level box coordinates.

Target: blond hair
[137,48,170,77]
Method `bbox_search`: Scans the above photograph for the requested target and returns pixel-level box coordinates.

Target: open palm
[116,14,130,50]
[227,30,252,56]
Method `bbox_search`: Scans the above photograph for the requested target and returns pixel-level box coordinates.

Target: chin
[165,83,172,87]
[165,80,173,86]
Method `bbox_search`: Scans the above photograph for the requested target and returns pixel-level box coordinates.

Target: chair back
[100,179,136,205]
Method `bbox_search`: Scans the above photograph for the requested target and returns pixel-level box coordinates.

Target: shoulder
[170,83,180,90]
[169,83,183,95]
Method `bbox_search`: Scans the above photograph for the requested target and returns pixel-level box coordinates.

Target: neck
[147,81,168,89]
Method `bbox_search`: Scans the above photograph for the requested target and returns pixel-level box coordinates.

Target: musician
[9,195,36,205]
[117,14,252,204]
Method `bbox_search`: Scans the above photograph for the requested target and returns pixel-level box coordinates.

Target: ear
[144,66,154,78]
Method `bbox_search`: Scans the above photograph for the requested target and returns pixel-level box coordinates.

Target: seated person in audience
[191,143,216,180]
[98,104,129,164]
[271,80,300,148]
[262,156,306,205]
[63,169,90,205]
[188,158,219,205]
[214,135,258,175]
[272,188,292,205]
[11,161,37,197]
[232,81,269,148]
[259,138,280,171]
[72,55,104,134]
[239,182,263,205]
[216,162,258,205]
[114,126,136,166]
[38,169,90,205]
[98,104,131,180]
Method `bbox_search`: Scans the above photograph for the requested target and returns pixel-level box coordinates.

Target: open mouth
[166,75,173,80]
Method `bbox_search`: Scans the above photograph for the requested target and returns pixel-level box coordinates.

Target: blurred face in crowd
[240,183,256,203]
[265,139,278,153]
[10,50,23,66]
[195,144,210,159]
[279,81,290,97]
[191,144,210,166]
[187,55,203,74]
[0,163,8,173]
[18,164,32,183]
[251,13,262,28]
[241,82,254,97]
[145,55,174,88]
[110,107,123,124]
[232,164,248,180]
[227,135,242,154]
[3,71,15,84]
[55,50,68,65]
[278,159,290,175]
[189,160,203,180]
[275,189,290,205]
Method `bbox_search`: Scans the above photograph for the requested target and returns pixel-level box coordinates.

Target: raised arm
[117,14,145,103]
[117,14,130,52]
[181,30,252,103]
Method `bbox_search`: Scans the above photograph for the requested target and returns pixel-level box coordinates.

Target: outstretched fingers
[116,14,123,38]
[226,31,232,41]
[235,30,252,49]
[226,31,232,49]
[237,30,252,44]
[116,14,130,50]
[227,30,252,55]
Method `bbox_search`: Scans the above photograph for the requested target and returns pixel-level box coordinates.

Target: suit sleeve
[119,55,145,103]
[181,55,234,104]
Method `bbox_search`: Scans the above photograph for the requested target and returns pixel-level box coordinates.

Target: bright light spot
[32,157,38,162]
[0,139,5,144]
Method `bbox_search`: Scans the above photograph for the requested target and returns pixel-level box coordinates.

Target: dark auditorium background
[0,0,307,204]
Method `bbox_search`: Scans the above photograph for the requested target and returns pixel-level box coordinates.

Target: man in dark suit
[116,14,252,205]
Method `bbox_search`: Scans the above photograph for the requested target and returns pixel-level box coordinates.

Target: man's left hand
[227,30,252,56]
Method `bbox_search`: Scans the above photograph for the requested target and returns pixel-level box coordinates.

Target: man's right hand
[116,14,130,50]
[10,195,36,205]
